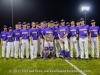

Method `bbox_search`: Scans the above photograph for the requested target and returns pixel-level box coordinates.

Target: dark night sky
[0,0,100,31]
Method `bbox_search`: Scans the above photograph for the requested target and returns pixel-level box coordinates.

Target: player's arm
[38,30,42,44]
[88,27,91,42]
[20,31,22,45]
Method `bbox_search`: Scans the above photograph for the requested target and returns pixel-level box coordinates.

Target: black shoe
[86,59,88,62]
[80,58,83,60]
[11,57,13,59]
[6,58,8,60]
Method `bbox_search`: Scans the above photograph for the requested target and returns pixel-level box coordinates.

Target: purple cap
[18,22,21,24]
[61,19,65,22]
[50,20,54,23]
[9,27,12,29]
[44,21,47,23]
[80,18,84,21]
[36,22,39,25]
[27,23,30,26]
[23,22,27,25]
[66,22,70,25]
[91,19,95,22]
[3,25,7,28]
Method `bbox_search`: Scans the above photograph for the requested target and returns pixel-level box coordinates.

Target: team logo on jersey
[7,36,11,37]
[22,32,28,34]
[2,35,6,36]
[16,33,20,35]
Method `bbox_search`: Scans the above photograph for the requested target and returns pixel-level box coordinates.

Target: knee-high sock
[66,51,70,57]
[43,52,47,58]
[62,50,65,58]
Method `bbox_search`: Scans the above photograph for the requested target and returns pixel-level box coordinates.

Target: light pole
[81,6,89,24]
[11,0,14,29]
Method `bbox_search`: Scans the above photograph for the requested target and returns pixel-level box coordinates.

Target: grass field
[0,39,100,75]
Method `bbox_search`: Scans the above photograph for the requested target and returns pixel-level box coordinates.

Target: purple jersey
[12,29,20,41]
[20,29,29,39]
[54,27,59,39]
[38,28,44,38]
[6,32,13,42]
[77,25,89,37]
[69,26,78,37]
[89,26,99,37]
[58,26,69,38]
[29,28,39,40]
[0,31,7,41]
[43,28,54,37]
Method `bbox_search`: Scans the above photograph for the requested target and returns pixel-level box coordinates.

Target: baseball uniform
[6,31,14,58]
[29,28,39,59]
[43,27,54,59]
[58,25,69,58]
[20,28,29,59]
[77,25,89,59]
[69,25,78,58]
[89,25,99,58]
[1,31,7,58]
[12,29,20,58]
[54,26,61,58]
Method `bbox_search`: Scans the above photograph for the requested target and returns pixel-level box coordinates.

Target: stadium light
[81,6,90,24]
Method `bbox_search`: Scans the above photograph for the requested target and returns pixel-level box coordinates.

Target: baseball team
[0,18,99,61]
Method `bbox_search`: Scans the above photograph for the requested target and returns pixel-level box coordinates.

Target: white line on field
[65,60,87,75]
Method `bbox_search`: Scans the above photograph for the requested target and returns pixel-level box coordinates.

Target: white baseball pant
[6,42,14,58]
[2,41,7,57]
[70,37,78,58]
[90,37,99,58]
[21,39,29,59]
[30,40,38,59]
[39,38,44,57]
[14,41,20,58]
[60,37,69,51]
[54,39,61,57]
[79,37,88,59]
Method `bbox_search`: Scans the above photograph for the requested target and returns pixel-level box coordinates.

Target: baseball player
[1,25,7,58]
[18,22,22,29]
[58,19,70,59]
[27,23,31,31]
[43,22,54,59]
[69,20,78,58]
[12,24,20,59]
[36,22,39,29]
[38,22,45,58]
[89,19,99,59]
[76,20,81,58]
[54,21,61,58]
[17,22,22,58]
[6,27,14,59]
[77,18,89,61]
[29,22,39,60]
[20,22,29,59]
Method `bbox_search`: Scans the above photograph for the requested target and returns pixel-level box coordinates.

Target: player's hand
[68,39,70,43]
[75,40,77,43]
[31,41,34,46]
[20,41,22,45]
[1,42,3,45]
[39,41,42,45]
[60,38,63,43]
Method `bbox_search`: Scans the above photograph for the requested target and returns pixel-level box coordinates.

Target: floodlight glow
[81,6,89,11]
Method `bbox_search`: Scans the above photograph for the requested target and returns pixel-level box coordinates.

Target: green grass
[0,39,100,75]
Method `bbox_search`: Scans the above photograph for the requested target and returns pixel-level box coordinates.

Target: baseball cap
[66,22,70,25]
[61,19,65,22]
[50,20,54,23]
[91,19,95,22]
[18,22,21,24]
[44,21,47,23]
[36,22,39,25]
[3,25,7,28]
[22,22,27,25]
[27,23,30,26]
[80,18,84,21]
[9,27,12,29]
